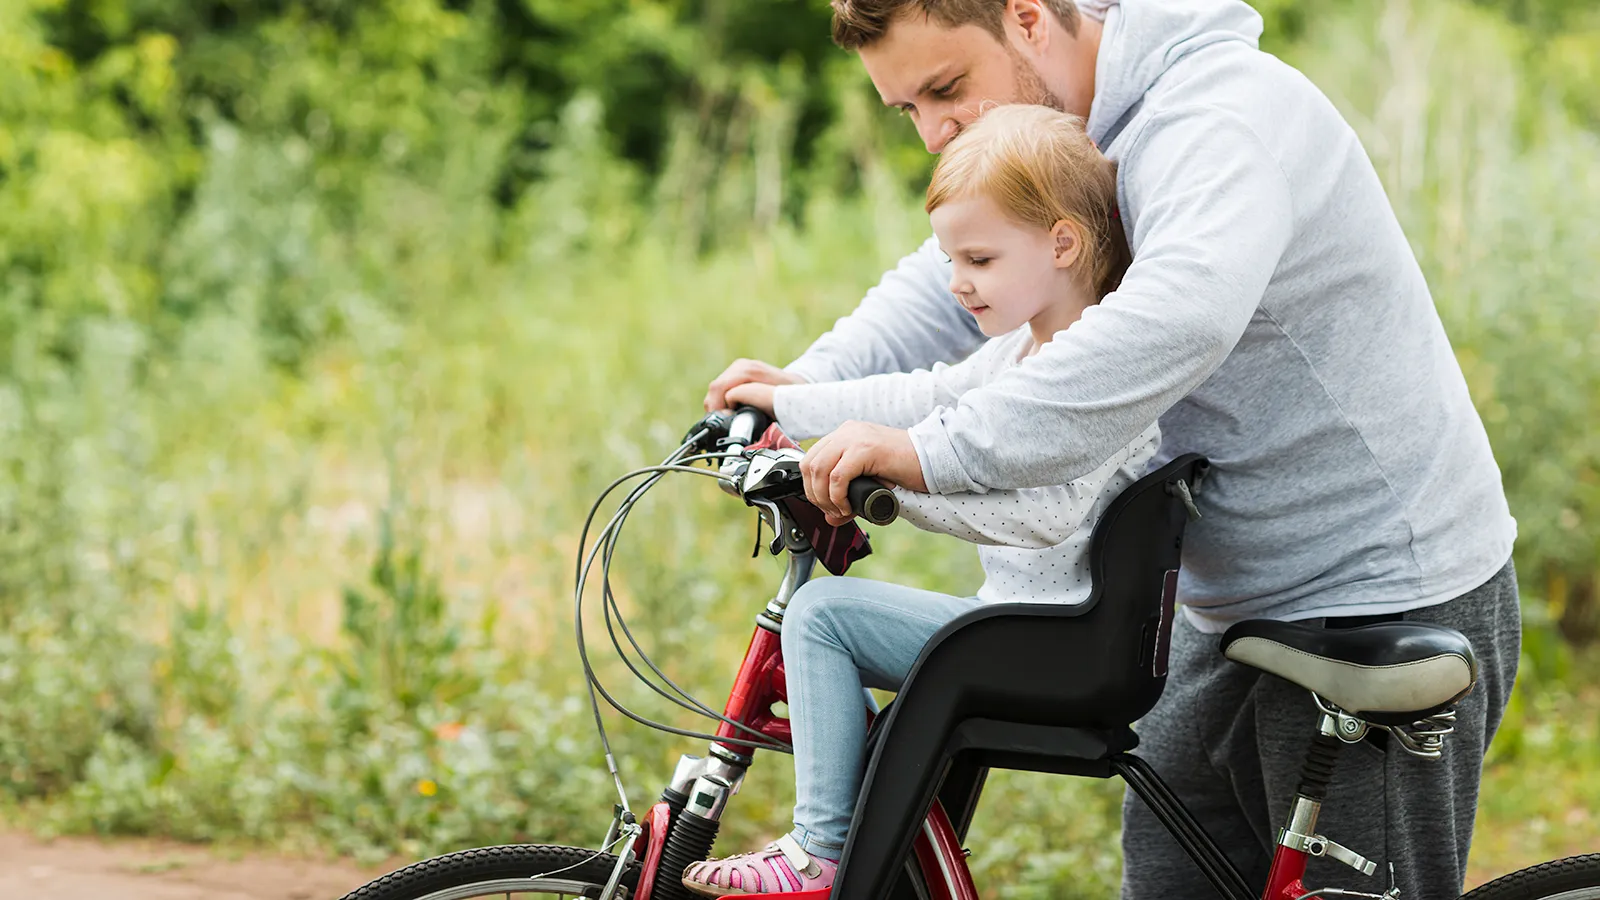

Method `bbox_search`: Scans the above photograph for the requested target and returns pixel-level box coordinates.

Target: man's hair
[927,104,1130,299]
[831,0,1080,50]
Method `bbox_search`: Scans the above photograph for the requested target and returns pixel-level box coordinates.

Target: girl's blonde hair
[926,105,1131,299]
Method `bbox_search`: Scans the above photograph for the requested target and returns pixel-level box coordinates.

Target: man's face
[857,6,1095,153]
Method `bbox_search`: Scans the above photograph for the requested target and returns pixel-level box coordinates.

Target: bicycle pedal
[721,890,831,900]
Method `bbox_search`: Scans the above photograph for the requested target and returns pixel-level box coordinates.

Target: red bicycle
[344,408,1600,900]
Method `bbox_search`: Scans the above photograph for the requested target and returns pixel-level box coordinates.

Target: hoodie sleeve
[908,109,1294,492]
[783,235,988,384]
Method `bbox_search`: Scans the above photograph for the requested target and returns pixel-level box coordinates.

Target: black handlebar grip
[848,478,899,526]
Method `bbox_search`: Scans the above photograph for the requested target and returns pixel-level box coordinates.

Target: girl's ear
[1051,219,1083,270]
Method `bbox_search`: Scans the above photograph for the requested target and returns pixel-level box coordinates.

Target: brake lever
[741,448,806,500]
[745,496,804,554]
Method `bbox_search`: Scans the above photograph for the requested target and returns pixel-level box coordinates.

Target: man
[704,0,1521,896]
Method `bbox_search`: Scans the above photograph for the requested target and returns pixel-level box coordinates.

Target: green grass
[1471,657,1600,884]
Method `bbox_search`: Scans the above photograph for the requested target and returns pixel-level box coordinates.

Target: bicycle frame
[628,550,978,900]
[1264,843,1314,900]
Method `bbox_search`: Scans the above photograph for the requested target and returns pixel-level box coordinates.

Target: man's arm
[784,236,987,384]
[909,110,1295,494]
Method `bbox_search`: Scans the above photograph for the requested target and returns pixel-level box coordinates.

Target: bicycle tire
[340,844,642,900]
[1461,854,1600,900]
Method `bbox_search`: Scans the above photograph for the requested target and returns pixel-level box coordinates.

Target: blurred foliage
[0,0,1597,889]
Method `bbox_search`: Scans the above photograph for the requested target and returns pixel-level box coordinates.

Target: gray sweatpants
[1122,561,1521,899]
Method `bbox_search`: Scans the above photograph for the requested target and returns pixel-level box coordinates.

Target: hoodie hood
[1086,0,1265,147]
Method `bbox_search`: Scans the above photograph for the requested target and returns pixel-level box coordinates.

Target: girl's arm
[771,331,1023,440]
[895,423,1160,548]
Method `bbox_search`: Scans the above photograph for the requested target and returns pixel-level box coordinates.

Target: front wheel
[340,844,641,900]
[1462,854,1600,900]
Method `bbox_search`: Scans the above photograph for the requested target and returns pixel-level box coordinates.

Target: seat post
[1264,710,1382,885]
[1281,712,1344,846]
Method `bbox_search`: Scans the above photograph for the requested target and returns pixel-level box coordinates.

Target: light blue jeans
[780,576,985,857]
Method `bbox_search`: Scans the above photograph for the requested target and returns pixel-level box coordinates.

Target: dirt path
[0,831,391,900]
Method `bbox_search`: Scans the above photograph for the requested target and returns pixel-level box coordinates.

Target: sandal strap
[773,834,821,878]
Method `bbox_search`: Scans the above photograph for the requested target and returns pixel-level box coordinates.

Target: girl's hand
[802,421,928,525]
[704,359,803,411]
[723,382,777,417]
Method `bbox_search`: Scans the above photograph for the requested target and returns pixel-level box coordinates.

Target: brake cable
[572,442,797,822]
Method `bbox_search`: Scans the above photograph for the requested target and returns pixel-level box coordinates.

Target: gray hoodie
[785,0,1516,631]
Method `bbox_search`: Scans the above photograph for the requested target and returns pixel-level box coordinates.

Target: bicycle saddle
[1219,619,1477,725]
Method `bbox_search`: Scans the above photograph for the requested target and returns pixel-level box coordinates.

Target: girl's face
[930,194,1078,338]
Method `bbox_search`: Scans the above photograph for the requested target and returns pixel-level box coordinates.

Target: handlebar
[688,407,899,526]
[724,407,771,449]
[847,478,899,527]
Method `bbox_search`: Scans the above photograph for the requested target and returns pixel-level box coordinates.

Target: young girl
[682,104,1157,897]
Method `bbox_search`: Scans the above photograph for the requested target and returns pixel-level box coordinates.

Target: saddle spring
[1312,695,1458,761]
[1385,709,1457,759]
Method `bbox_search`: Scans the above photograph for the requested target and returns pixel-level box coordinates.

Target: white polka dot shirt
[774,327,1161,606]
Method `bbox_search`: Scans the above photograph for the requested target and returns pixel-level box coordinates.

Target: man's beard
[1007,45,1066,112]
[946,46,1066,146]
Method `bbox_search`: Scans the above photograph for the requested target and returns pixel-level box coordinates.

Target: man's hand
[802,421,928,525]
[704,359,804,412]
[723,383,776,417]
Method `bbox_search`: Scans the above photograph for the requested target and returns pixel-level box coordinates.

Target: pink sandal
[681,834,839,897]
